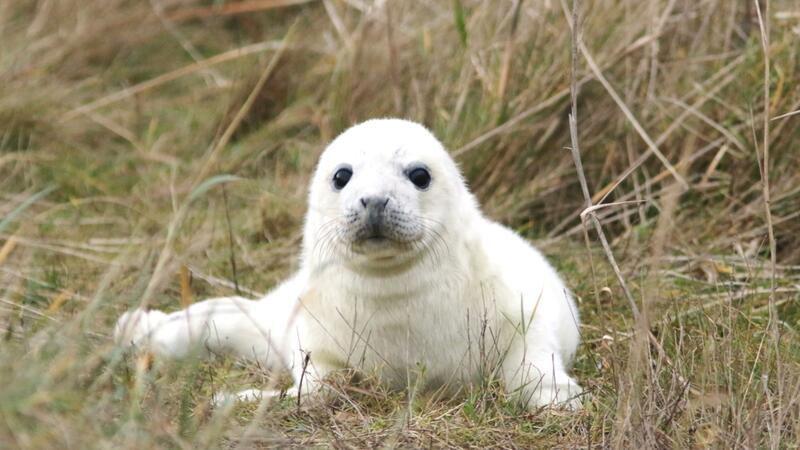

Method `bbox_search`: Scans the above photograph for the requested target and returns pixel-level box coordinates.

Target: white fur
[115,118,582,409]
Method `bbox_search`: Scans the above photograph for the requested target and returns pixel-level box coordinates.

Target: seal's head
[304,119,476,270]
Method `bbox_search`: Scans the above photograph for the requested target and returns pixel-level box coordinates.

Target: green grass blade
[187,175,240,203]
[453,0,468,47]
[0,185,56,235]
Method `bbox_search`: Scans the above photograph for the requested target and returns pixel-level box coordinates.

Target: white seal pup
[115,118,582,409]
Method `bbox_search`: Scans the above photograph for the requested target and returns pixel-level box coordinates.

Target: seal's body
[115,119,582,408]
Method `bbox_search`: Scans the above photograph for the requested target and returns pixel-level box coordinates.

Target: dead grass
[1,0,800,448]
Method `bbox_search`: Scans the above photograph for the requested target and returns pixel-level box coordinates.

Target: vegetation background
[1,0,799,448]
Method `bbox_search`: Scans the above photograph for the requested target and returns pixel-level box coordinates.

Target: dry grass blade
[0,237,17,267]
[590,53,744,204]
[578,40,688,191]
[454,86,571,157]
[754,2,784,447]
[770,109,800,121]
[564,0,639,319]
[453,32,658,158]
[137,22,298,309]
[179,265,193,308]
[61,40,285,122]
[167,0,315,22]
[754,0,777,300]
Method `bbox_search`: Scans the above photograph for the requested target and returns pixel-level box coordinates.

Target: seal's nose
[361,196,390,235]
[360,196,389,211]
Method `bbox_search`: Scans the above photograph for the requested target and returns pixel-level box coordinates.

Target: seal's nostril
[361,197,389,210]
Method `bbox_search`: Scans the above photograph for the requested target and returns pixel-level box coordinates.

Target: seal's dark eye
[332,167,352,190]
[408,167,431,190]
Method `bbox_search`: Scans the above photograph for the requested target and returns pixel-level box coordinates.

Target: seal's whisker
[310,219,342,261]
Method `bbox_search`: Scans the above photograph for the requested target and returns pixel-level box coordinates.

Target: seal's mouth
[354,218,392,243]
[357,230,392,245]
[363,227,388,240]
[343,200,423,254]
[352,227,402,255]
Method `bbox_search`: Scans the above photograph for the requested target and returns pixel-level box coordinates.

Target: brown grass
[1,0,799,448]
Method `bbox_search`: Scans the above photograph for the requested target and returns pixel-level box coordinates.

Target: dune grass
[1,0,799,447]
